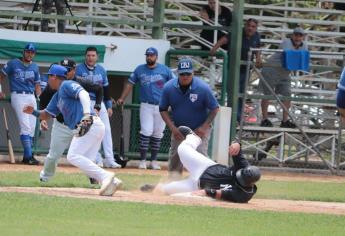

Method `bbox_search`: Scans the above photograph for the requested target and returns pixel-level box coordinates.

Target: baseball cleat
[22,156,39,165]
[103,158,121,169]
[138,160,147,169]
[39,171,49,182]
[149,161,161,170]
[89,178,99,185]
[178,126,194,138]
[99,173,118,196]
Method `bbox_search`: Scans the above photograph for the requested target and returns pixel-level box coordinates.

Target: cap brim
[178,69,193,74]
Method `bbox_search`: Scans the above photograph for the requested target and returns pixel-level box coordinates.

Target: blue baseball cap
[145,47,158,56]
[24,43,36,52]
[177,58,193,74]
[47,64,67,78]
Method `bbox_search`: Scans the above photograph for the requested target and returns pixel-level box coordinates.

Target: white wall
[0,29,171,72]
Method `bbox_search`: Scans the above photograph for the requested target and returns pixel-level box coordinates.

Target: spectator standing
[41,0,66,33]
[259,27,308,128]
[200,0,232,50]
[159,58,219,177]
[210,18,262,122]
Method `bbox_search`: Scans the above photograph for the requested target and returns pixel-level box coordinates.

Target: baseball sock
[150,137,161,161]
[140,134,150,161]
[20,134,32,159]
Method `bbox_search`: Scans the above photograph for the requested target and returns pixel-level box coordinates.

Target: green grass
[0,192,344,236]
[1,171,345,202]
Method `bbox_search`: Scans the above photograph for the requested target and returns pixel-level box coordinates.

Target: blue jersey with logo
[159,77,219,130]
[40,74,49,91]
[1,58,40,93]
[75,63,108,100]
[338,67,345,91]
[129,63,175,104]
[45,80,92,130]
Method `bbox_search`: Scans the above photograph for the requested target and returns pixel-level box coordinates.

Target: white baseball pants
[139,103,166,138]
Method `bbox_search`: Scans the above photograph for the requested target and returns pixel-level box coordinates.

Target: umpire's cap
[236,166,261,187]
[24,43,36,52]
[47,65,67,79]
[145,47,158,56]
[177,58,193,74]
[60,58,76,70]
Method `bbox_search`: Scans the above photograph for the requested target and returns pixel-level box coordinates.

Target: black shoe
[260,119,273,127]
[140,184,156,192]
[280,120,296,128]
[177,126,194,138]
[89,178,98,185]
[22,156,39,165]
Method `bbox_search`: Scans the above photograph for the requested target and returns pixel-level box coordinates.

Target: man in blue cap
[117,47,175,170]
[23,64,122,196]
[159,57,219,177]
[0,43,41,164]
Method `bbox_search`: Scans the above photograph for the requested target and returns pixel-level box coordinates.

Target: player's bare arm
[35,83,42,97]
[117,82,134,105]
[160,110,184,141]
[23,105,51,120]
[195,107,219,137]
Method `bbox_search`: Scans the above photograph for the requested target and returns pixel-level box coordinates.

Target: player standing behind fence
[24,65,122,196]
[117,47,175,170]
[75,46,121,168]
[38,59,104,183]
[0,43,41,165]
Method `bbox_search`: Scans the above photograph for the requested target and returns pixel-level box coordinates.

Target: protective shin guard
[20,135,32,159]
[140,134,150,161]
[150,137,161,161]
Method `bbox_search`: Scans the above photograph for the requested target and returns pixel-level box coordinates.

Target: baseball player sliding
[23,65,122,196]
[38,59,104,183]
[75,46,120,168]
[0,43,41,165]
[141,126,261,203]
[117,47,175,170]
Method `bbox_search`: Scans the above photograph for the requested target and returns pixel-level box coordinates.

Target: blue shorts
[336,89,345,108]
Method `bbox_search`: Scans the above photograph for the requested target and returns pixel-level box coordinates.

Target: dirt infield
[1,163,345,215]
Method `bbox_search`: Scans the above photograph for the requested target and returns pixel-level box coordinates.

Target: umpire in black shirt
[141,126,261,203]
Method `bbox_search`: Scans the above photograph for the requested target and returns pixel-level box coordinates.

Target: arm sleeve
[45,93,60,117]
[219,188,249,203]
[103,85,112,109]
[78,89,91,114]
[39,86,56,109]
[232,150,249,171]
[75,77,103,105]
[159,86,169,112]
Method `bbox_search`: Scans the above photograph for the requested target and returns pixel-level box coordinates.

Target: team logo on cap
[63,59,68,66]
[189,94,198,103]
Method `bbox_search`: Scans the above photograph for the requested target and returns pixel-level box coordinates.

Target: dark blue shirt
[159,77,219,130]
[226,30,261,61]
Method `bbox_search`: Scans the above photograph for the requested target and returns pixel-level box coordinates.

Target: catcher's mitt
[75,115,93,137]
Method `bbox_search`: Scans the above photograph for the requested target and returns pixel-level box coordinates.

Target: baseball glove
[75,115,93,137]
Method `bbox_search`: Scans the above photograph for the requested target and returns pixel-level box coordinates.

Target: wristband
[32,110,40,118]
[205,188,217,198]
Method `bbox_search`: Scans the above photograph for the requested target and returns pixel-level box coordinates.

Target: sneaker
[99,173,122,196]
[280,120,296,128]
[140,184,156,192]
[138,160,147,169]
[22,156,39,165]
[103,158,121,169]
[39,170,49,182]
[260,119,273,127]
[149,161,161,170]
[177,126,194,138]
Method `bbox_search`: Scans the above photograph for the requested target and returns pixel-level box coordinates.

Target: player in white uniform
[23,65,122,196]
[75,46,121,168]
[117,47,175,169]
[0,43,41,164]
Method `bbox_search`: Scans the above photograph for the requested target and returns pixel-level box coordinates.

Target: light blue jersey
[129,63,175,104]
[75,63,108,100]
[338,67,345,91]
[45,80,93,130]
[2,58,40,93]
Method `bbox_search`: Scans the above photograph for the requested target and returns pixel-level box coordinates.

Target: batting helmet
[236,166,261,187]
[24,43,36,52]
